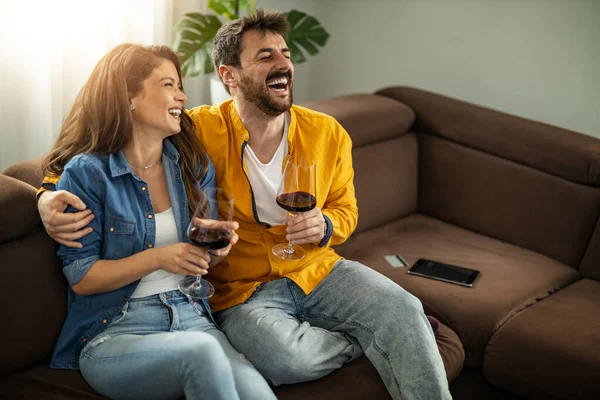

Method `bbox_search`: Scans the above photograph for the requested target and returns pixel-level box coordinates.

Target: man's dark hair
[212,8,290,92]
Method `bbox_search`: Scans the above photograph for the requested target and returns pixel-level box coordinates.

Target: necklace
[127,158,162,171]
[143,161,161,170]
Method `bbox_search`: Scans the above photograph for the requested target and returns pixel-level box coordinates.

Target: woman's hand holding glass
[155,242,211,276]
[179,187,235,299]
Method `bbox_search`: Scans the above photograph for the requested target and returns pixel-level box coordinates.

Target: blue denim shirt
[50,139,216,370]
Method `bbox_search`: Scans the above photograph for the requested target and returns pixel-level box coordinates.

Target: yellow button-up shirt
[189,100,358,311]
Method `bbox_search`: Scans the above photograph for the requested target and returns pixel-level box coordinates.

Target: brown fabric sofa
[1,86,598,399]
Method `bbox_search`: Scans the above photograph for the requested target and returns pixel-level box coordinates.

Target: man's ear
[218,65,238,90]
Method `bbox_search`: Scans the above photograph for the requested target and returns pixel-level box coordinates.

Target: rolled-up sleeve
[56,156,104,286]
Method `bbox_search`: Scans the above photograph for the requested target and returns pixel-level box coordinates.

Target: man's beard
[239,73,293,117]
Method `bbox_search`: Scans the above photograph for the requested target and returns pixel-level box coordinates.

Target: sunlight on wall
[0,0,170,170]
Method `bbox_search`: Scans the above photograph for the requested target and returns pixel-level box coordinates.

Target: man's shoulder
[291,105,348,141]
[291,104,339,125]
[187,100,232,123]
[187,100,234,140]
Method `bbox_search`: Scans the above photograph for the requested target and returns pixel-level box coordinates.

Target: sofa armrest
[2,158,45,189]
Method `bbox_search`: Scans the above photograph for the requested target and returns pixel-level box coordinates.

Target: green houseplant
[173,0,330,78]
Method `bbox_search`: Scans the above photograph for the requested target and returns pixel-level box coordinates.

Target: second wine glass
[273,159,316,260]
[178,187,234,300]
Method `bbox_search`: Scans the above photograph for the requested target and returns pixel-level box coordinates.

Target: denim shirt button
[147,214,153,219]
[102,318,108,324]
[141,186,146,191]
[122,296,128,301]
[82,337,88,342]
[109,227,114,232]
[147,244,153,248]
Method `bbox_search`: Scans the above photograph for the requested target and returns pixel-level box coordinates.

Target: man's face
[235,30,294,116]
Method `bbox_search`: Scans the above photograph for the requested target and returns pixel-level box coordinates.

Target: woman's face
[130,59,187,139]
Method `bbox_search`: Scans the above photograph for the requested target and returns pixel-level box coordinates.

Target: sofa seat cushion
[483,278,600,400]
[335,214,580,368]
[0,363,103,399]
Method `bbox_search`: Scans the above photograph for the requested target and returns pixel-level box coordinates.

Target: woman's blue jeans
[215,260,452,400]
[78,290,275,400]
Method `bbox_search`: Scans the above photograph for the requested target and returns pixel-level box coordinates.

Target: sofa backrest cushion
[377,86,600,268]
[352,134,418,233]
[377,86,600,187]
[418,134,600,268]
[0,174,66,377]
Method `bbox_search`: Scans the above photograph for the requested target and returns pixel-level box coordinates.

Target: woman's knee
[168,333,229,368]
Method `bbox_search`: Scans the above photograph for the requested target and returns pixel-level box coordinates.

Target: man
[38,9,451,400]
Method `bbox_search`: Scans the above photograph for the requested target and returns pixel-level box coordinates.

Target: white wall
[308,0,600,138]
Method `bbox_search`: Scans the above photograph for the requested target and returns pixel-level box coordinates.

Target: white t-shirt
[244,112,290,226]
[131,207,185,298]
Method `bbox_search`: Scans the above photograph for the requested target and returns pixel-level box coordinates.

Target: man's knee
[259,348,328,385]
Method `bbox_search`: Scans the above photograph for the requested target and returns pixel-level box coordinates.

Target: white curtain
[0,0,208,171]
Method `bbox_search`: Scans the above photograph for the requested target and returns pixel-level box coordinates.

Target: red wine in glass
[273,160,316,260]
[188,226,232,250]
[276,191,316,213]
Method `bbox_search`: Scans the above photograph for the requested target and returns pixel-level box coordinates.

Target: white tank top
[244,112,290,226]
[131,207,185,298]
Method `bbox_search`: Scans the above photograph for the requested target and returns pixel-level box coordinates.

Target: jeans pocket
[106,302,129,328]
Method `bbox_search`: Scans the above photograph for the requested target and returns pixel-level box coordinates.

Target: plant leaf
[285,10,330,64]
[288,42,306,65]
[208,0,251,20]
[173,13,222,77]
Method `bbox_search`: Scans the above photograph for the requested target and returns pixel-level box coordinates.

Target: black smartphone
[407,259,480,287]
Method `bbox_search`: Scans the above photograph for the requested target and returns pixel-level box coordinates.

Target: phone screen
[407,259,479,287]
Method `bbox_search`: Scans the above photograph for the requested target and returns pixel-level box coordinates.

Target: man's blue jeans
[78,290,276,400]
[215,260,452,400]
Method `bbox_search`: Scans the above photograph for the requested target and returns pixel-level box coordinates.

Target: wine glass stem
[195,275,202,286]
[285,212,297,255]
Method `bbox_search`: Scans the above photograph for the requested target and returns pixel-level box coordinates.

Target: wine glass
[178,187,234,300]
[272,159,316,260]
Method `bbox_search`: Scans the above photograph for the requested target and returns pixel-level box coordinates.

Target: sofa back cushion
[418,135,600,268]
[0,174,66,377]
[352,134,418,233]
[378,87,600,268]
[377,86,600,187]
[302,94,418,235]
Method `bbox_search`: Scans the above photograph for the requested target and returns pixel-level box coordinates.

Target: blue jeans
[215,260,451,400]
[79,290,276,400]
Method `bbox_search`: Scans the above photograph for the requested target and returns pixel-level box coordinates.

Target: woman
[41,44,276,400]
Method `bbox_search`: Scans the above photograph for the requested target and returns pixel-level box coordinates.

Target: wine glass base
[272,243,306,260]
[178,276,215,300]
